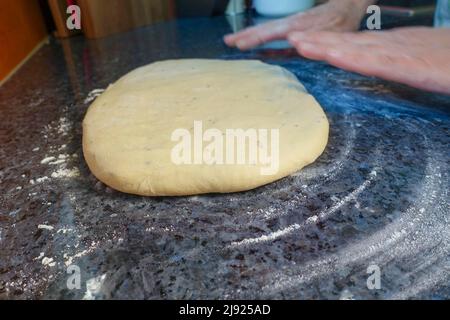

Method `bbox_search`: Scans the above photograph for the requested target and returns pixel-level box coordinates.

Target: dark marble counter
[0,14,449,300]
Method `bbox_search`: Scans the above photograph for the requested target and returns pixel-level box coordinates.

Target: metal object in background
[435,0,450,27]
[226,11,246,33]
[225,0,246,15]
[379,5,436,17]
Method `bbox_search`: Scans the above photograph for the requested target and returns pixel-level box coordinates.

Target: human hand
[224,0,376,50]
[288,27,450,95]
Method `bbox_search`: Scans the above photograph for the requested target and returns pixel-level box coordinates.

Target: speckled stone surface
[0,15,449,300]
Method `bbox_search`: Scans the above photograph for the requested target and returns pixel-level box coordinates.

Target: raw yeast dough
[82,59,329,196]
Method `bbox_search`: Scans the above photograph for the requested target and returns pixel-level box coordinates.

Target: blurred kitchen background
[0,0,441,85]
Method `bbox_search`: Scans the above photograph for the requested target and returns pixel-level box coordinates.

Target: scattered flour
[57,228,73,234]
[42,257,56,267]
[58,117,71,136]
[51,168,80,178]
[84,88,105,104]
[38,224,54,231]
[48,159,66,165]
[83,274,106,300]
[41,156,56,164]
[34,252,45,261]
[36,176,50,183]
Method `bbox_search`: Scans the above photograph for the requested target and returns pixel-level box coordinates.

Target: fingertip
[223,34,235,46]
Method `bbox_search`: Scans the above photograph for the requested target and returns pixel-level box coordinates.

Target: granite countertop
[0,14,449,300]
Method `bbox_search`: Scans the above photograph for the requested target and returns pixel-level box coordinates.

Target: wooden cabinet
[77,0,175,38]
[0,0,48,84]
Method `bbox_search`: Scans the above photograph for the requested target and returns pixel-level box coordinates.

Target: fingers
[366,27,450,48]
[287,30,450,93]
[288,30,382,47]
[287,31,342,54]
[224,17,294,50]
[223,12,321,50]
[226,23,450,94]
[223,4,359,50]
[292,33,406,78]
[223,0,372,50]
[289,28,450,53]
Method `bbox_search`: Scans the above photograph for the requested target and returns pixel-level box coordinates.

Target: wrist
[328,0,377,9]
[328,0,377,18]
[348,0,378,10]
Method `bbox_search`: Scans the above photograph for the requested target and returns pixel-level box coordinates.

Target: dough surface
[83,59,329,196]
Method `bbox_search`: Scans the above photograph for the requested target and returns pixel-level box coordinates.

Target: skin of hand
[224,0,377,50]
[287,27,450,95]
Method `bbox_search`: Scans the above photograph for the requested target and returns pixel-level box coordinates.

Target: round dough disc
[82,59,329,196]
